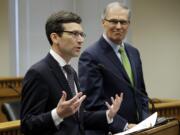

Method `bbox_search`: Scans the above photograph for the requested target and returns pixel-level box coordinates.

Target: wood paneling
[149,98,180,120]
[0,77,23,122]
[0,120,22,135]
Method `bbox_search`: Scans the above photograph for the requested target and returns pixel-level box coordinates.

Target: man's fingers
[58,91,85,112]
[115,93,123,102]
[79,95,86,103]
[118,93,123,103]
[73,95,86,109]
[111,96,115,103]
[105,101,111,109]
[120,93,123,98]
[68,92,83,104]
[59,91,67,103]
[117,93,123,100]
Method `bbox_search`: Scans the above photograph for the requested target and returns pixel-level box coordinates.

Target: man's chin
[72,53,80,57]
[112,39,123,44]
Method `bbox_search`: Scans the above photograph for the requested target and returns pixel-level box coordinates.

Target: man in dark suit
[78,2,149,135]
[20,11,124,135]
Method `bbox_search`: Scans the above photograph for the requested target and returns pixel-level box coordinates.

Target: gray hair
[101,2,131,20]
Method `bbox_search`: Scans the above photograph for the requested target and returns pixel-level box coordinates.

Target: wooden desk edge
[140,120,179,134]
[0,120,20,131]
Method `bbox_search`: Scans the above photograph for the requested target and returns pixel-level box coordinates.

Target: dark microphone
[97,64,156,114]
[7,84,21,97]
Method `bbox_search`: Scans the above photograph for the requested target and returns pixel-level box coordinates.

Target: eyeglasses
[62,31,86,38]
[104,19,129,26]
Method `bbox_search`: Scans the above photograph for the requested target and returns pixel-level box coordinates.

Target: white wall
[131,0,180,99]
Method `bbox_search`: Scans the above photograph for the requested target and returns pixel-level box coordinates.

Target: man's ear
[101,19,106,26]
[50,33,60,45]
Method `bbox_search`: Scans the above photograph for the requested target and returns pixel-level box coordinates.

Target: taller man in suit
[20,11,124,135]
[78,2,149,135]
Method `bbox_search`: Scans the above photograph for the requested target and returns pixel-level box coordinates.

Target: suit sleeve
[78,51,127,132]
[83,110,108,130]
[20,69,57,135]
[83,108,126,133]
[136,51,149,120]
[79,51,105,110]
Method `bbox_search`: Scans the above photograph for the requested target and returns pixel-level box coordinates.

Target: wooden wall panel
[0,77,23,122]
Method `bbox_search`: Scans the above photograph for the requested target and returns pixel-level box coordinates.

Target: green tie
[119,47,134,86]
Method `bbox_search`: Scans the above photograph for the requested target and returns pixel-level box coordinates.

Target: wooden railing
[0,77,23,122]
[0,120,22,135]
[0,77,22,89]
[149,98,180,120]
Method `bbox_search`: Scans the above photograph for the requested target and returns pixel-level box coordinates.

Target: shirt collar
[49,49,68,67]
[103,33,125,53]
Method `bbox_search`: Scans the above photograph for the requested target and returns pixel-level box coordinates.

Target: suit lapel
[45,53,73,98]
[100,37,131,83]
[45,54,80,122]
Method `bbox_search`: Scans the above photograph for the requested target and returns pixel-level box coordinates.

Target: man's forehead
[63,23,83,31]
[106,9,129,20]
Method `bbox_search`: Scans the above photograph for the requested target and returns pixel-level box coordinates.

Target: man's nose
[77,36,84,43]
[116,22,122,28]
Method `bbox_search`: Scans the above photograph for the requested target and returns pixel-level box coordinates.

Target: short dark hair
[45,11,82,45]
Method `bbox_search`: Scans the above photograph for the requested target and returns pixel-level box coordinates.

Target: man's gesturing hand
[56,91,86,118]
[106,93,123,120]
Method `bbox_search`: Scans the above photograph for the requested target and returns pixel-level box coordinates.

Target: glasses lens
[63,31,86,38]
[105,19,128,25]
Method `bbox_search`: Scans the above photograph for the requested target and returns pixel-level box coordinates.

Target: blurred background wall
[0,0,180,99]
[131,0,180,99]
[0,0,10,76]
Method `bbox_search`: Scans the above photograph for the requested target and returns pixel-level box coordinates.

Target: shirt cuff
[124,123,129,131]
[106,110,113,124]
[51,108,64,126]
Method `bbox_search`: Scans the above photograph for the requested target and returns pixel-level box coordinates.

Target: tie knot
[119,47,125,54]
[63,65,73,74]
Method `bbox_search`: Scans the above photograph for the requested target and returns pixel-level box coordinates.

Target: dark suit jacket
[78,36,149,134]
[20,53,119,135]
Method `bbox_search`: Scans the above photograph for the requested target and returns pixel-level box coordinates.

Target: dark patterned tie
[63,65,76,96]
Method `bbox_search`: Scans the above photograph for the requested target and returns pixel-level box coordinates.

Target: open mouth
[114,32,123,37]
[75,47,81,51]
